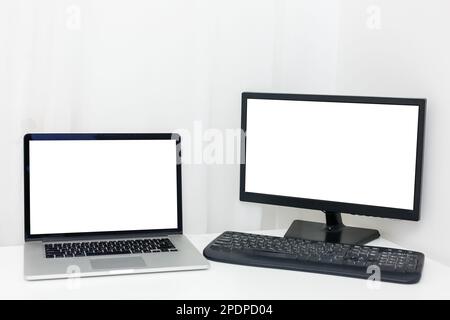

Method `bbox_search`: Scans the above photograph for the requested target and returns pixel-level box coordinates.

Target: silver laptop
[23,133,209,280]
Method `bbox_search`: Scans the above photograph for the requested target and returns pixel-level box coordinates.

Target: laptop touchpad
[90,257,146,270]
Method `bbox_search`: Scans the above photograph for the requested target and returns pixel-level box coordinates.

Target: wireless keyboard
[203,231,424,284]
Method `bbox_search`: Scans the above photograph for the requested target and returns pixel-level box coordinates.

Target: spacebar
[239,248,298,260]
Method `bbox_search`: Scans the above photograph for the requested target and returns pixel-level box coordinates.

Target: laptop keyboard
[44,238,177,258]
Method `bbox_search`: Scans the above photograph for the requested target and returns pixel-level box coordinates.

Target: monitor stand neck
[284,211,380,245]
[325,211,344,231]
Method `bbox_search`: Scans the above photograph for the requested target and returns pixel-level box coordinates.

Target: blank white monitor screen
[29,139,178,235]
[245,99,420,210]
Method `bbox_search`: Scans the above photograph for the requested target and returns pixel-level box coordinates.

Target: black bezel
[240,92,426,221]
[24,133,183,242]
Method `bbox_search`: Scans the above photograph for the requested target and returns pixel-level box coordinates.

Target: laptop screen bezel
[24,133,183,242]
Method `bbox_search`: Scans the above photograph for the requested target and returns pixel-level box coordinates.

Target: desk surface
[1,230,449,299]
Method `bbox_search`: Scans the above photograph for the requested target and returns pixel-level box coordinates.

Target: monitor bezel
[24,133,183,242]
[240,92,426,221]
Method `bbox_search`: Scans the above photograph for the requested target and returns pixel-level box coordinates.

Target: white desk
[1,230,449,299]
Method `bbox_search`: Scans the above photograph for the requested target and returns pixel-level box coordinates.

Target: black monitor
[240,92,426,245]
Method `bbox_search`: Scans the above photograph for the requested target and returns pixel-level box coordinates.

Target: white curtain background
[0,0,338,246]
[2,0,450,266]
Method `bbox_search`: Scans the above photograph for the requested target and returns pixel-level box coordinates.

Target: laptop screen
[28,138,179,236]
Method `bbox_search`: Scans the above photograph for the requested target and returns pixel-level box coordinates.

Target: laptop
[23,133,209,280]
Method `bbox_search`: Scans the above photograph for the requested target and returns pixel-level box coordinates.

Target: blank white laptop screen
[245,99,420,210]
[29,139,178,235]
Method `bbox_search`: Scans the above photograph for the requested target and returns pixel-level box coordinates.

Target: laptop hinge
[38,231,182,243]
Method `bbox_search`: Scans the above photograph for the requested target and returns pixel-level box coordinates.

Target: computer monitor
[240,93,426,244]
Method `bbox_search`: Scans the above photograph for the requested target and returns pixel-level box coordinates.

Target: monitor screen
[29,139,178,235]
[244,98,420,211]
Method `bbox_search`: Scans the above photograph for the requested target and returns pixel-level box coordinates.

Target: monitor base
[284,211,380,245]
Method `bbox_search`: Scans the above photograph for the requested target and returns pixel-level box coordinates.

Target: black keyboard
[203,231,425,284]
[45,238,177,258]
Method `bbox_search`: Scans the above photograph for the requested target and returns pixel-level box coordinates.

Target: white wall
[205,0,340,232]
[334,0,450,266]
[1,0,449,266]
[0,0,212,244]
[0,0,338,245]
